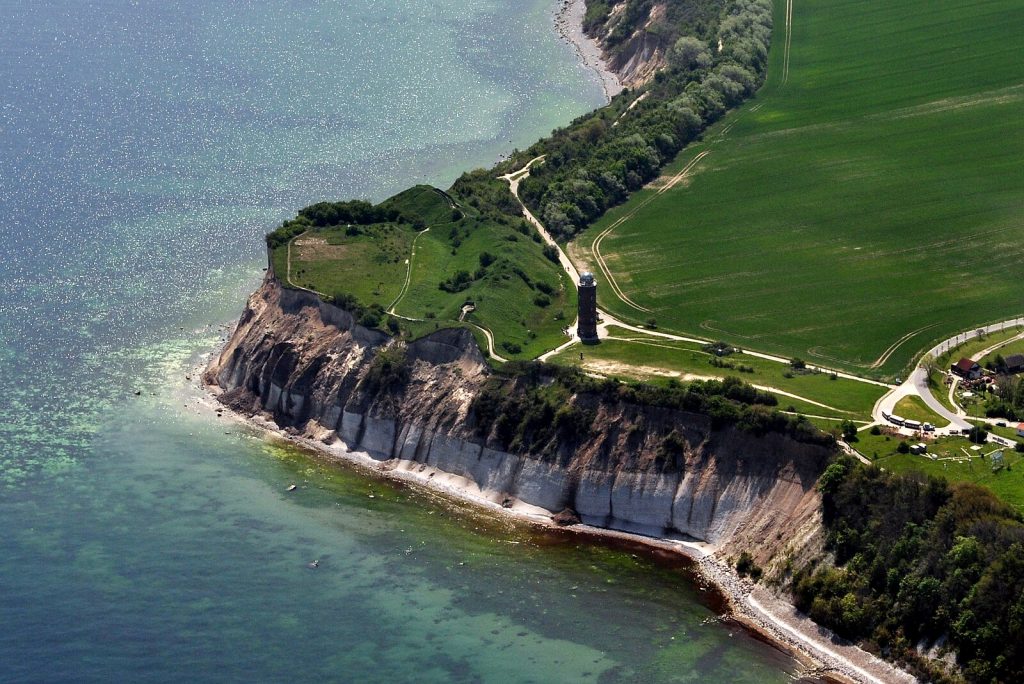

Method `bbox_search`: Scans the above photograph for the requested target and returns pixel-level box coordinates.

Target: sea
[0,1,802,681]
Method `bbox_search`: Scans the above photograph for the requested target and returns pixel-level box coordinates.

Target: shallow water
[0,1,801,681]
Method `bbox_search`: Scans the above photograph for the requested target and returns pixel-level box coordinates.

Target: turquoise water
[0,1,801,680]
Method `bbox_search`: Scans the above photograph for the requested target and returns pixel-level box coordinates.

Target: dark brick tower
[577,272,598,342]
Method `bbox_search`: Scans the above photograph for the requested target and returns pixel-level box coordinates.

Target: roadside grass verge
[893,396,945,426]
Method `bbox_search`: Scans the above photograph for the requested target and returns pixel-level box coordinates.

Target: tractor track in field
[590,150,712,314]
[782,0,793,86]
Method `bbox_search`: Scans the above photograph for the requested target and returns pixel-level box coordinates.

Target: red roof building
[951,357,982,379]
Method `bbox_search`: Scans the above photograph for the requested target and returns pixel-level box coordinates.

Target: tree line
[794,458,1024,682]
[517,0,773,238]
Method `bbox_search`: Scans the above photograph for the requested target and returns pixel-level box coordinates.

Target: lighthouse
[577,272,598,342]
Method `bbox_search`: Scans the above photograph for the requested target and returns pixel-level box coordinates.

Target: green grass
[271,186,575,359]
[978,336,1024,368]
[547,330,885,419]
[394,216,576,358]
[572,0,1024,380]
[289,223,411,308]
[877,439,1024,510]
[851,429,1024,508]
[893,395,944,426]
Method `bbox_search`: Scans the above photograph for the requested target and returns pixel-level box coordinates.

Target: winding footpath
[387,227,430,315]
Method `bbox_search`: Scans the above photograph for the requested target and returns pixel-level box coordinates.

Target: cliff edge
[205,277,830,573]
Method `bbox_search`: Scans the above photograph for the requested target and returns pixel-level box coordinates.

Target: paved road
[870,317,1024,440]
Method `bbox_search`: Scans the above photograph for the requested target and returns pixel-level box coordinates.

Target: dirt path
[500,156,580,281]
[612,91,649,127]
[387,227,429,315]
[466,322,508,363]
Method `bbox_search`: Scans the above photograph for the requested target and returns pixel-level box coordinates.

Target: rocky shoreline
[555,0,623,101]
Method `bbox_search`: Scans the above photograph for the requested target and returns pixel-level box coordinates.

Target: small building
[909,443,927,455]
[577,272,599,343]
[951,357,982,379]
[1004,354,1024,375]
[1017,423,1024,438]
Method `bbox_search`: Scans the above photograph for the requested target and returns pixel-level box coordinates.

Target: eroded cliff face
[588,1,670,87]
[206,278,830,571]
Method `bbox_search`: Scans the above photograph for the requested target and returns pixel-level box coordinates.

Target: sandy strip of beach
[555,0,623,100]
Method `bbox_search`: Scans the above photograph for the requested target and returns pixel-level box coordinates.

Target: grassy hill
[270,184,576,360]
[572,0,1024,380]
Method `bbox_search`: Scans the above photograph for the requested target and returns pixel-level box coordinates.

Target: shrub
[501,341,522,355]
[736,551,763,581]
[439,270,473,293]
[359,346,409,394]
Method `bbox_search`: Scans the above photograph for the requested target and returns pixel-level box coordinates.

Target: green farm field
[573,0,1024,379]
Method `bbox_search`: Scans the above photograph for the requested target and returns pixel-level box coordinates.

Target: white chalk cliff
[206,277,830,569]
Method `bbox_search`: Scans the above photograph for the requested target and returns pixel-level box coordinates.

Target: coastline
[555,0,624,101]
[190,6,912,683]
[197,359,913,684]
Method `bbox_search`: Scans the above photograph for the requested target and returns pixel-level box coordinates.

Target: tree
[671,36,712,70]
[921,353,937,380]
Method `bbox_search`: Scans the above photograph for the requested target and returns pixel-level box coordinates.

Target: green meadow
[574,0,1024,380]
[550,327,885,420]
[273,186,575,360]
[864,433,1024,509]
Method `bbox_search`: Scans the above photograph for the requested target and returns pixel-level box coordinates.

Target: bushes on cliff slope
[795,457,1024,682]
[469,363,832,457]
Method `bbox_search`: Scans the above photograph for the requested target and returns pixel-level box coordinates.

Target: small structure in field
[1017,423,1024,438]
[910,443,927,455]
[951,357,982,379]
